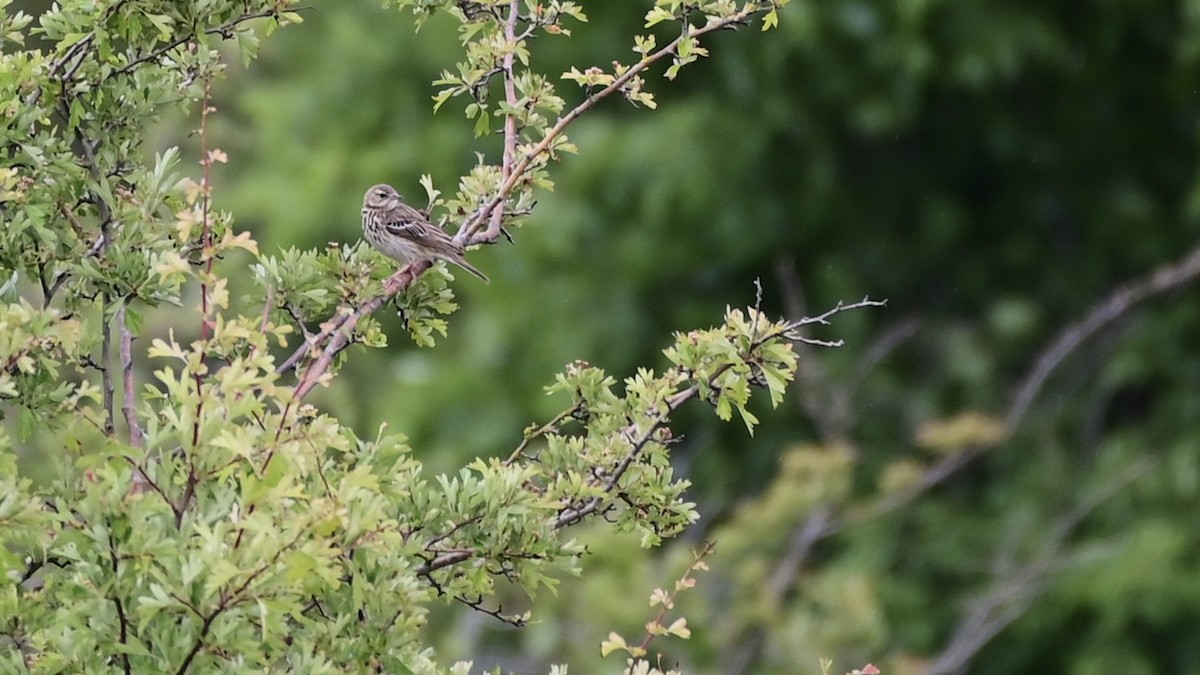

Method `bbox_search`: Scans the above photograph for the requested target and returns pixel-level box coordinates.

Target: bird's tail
[448,256,490,283]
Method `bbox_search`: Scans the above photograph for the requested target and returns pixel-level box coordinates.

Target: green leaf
[762,8,779,31]
[645,7,675,27]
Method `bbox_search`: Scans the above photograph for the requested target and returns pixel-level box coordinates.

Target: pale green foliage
[0,0,835,671]
[600,543,709,671]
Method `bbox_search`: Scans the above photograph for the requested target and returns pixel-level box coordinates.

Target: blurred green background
[20,0,1200,672]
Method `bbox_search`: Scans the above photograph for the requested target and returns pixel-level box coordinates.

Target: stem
[487,0,520,238]
[117,304,143,448]
[192,79,215,451]
[101,295,115,436]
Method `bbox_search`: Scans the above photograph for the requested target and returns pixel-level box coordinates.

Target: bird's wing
[381,211,461,255]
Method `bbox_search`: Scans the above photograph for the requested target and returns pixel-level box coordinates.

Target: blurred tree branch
[729,239,1200,673]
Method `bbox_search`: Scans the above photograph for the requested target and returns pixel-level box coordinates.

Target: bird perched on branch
[361,183,489,283]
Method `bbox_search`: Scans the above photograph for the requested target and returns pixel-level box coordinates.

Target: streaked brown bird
[361,183,489,283]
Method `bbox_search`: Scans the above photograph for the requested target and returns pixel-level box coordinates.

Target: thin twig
[451,595,528,627]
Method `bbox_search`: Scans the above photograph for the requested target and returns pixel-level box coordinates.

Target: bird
[361,183,489,283]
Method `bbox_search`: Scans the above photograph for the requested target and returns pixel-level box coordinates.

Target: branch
[415,297,883,579]
[175,525,311,674]
[1006,238,1200,429]
[101,297,116,436]
[731,243,1200,670]
[107,9,285,82]
[116,304,143,448]
[452,595,529,627]
[552,383,696,529]
[782,296,887,333]
[293,261,430,399]
[923,457,1155,675]
[455,4,778,246]
[489,0,520,242]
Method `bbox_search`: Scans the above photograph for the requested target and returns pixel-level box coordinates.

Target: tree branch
[292,261,430,400]
[101,296,116,436]
[455,4,779,246]
[414,297,884,579]
[107,9,285,82]
[730,243,1200,673]
[116,304,143,448]
[1006,238,1200,429]
[923,457,1155,675]
[495,0,520,240]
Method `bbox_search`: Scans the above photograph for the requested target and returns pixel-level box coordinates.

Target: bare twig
[452,595,528,627]
[783,296,885,331]
[282,302,314,342]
